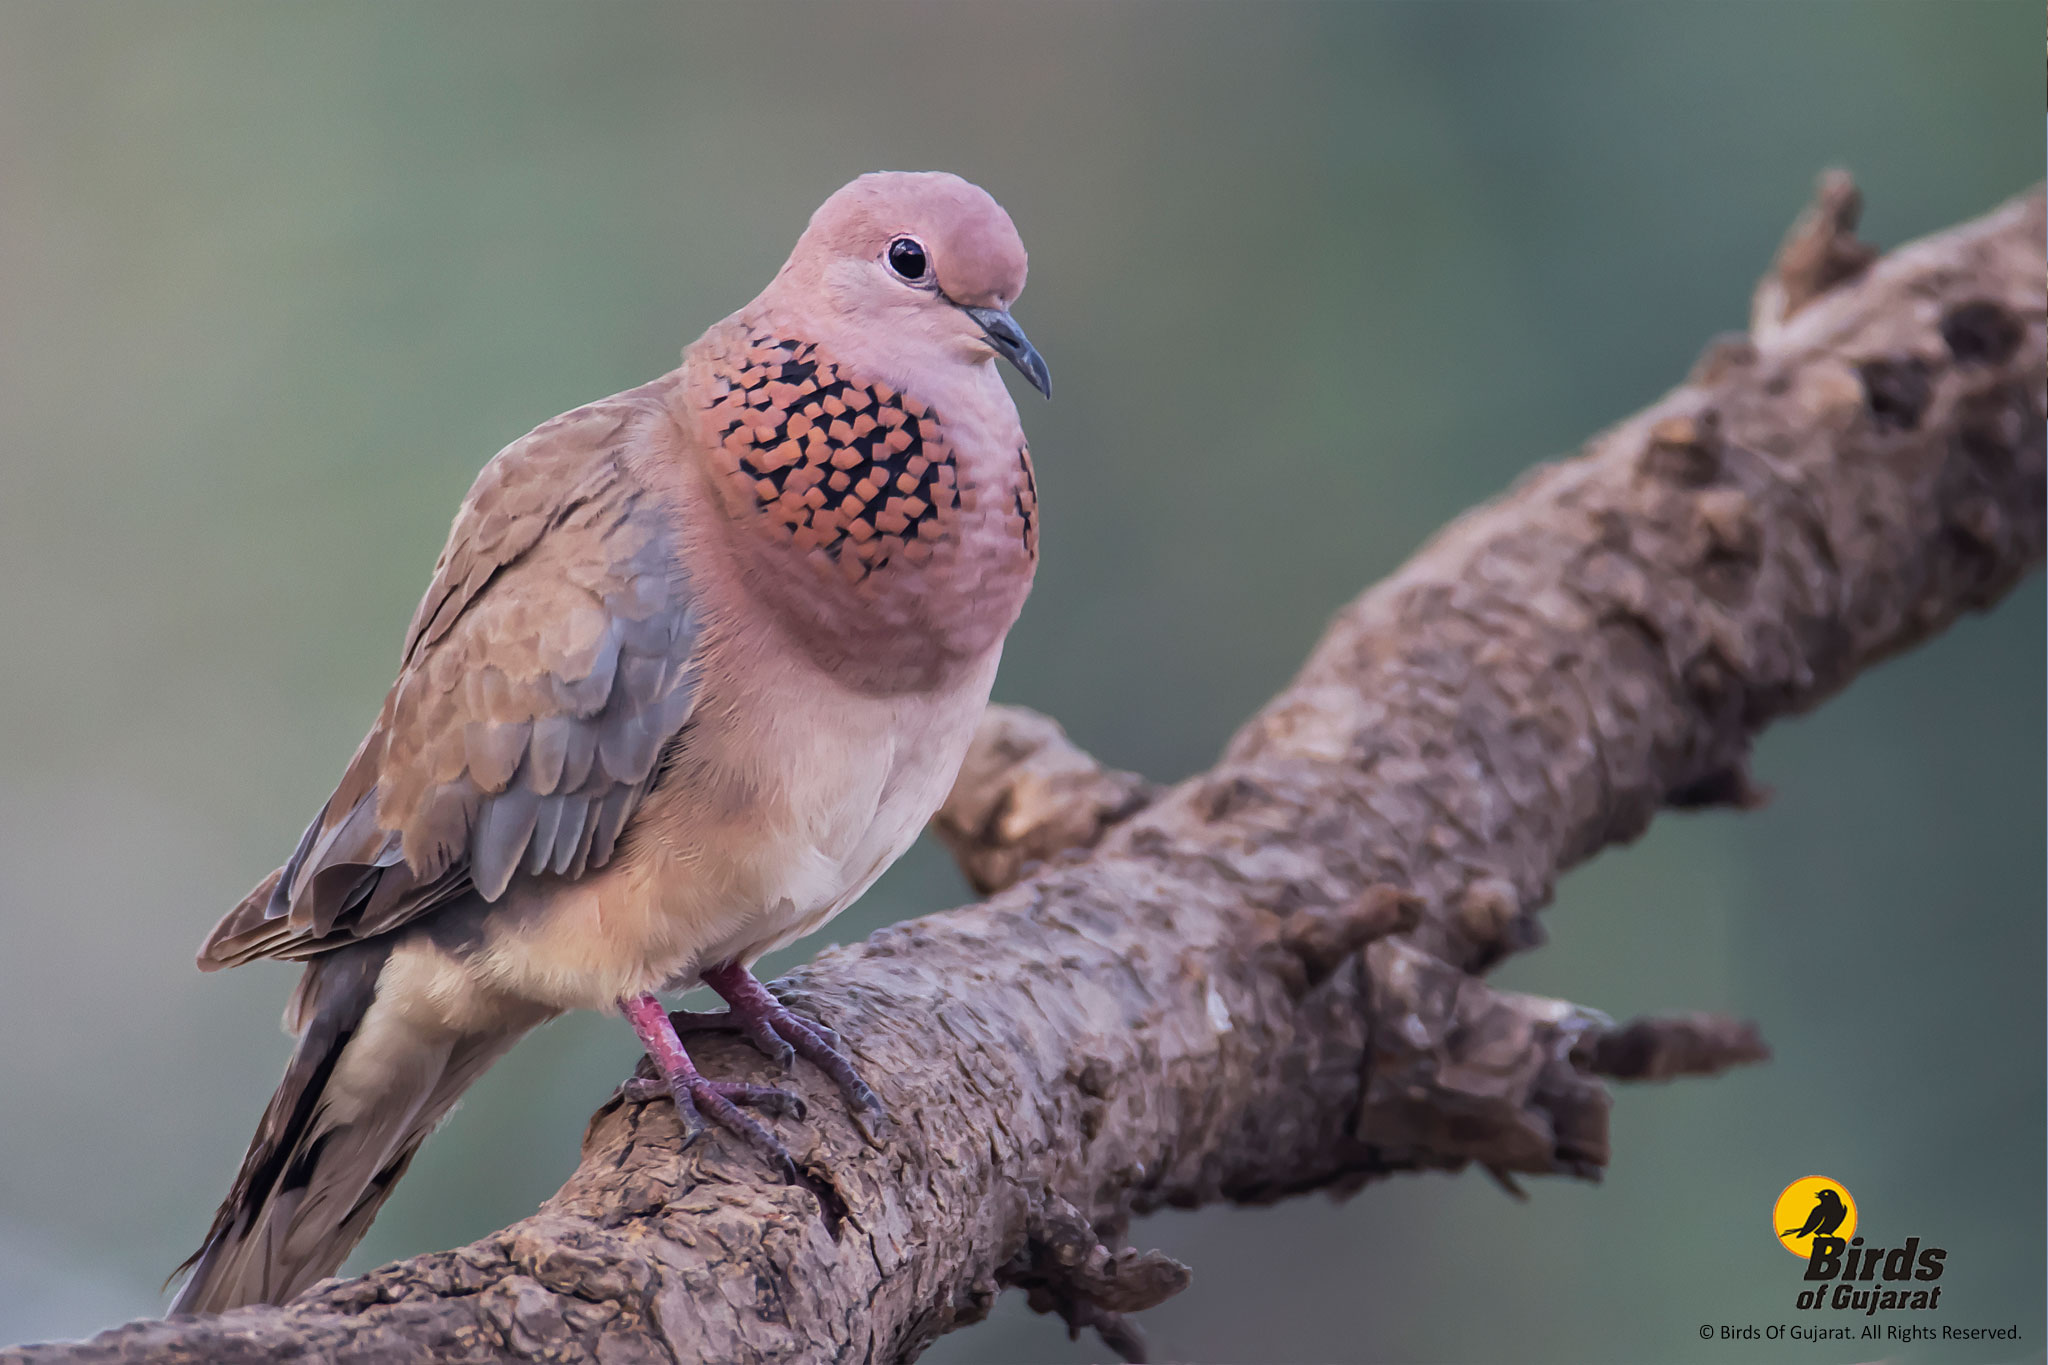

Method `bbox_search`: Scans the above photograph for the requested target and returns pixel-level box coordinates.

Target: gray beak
[961,305,1052,399]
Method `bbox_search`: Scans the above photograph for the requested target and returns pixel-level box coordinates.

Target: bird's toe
[672,1007,799,1072]
[615,1076,668,1106]
[706,1079,807,1121]
[687,1080,801,1183]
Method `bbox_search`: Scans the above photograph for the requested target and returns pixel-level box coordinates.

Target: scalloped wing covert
[198,397,701,968]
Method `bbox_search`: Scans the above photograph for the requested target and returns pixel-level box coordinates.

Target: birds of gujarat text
[172,170,1050,1315]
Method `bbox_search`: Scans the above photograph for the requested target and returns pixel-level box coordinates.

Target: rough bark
[9,177,2041,1365]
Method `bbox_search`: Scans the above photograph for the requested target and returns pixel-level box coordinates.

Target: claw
[669,1007,797,1072]
[617,1073,805,1121]
[699,962,887,1126]
[707,1080,807,1120]
[679,1077,800,1183]
[774,1009,885,1122]
[615,1075,668,1106]
[618,967,885,1184]
[618,992,803,1182]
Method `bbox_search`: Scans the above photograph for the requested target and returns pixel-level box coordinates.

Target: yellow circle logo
[1773,1176,1857,1259]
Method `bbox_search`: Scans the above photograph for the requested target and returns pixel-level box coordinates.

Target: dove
[170,170,1049,1315]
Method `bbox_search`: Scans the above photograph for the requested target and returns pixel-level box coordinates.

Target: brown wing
[199,396,701,968]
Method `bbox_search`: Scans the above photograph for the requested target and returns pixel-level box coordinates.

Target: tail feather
[171,944,526,1315]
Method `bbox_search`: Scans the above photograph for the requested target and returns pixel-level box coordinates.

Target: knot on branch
[1639,408,1728,488]
[1578,1012,1772,1082]
[1358,942,1611,1179]
[934,705,1158,894]
[1752,168,1879,336]
[1264,882,1423,992]
[1000,1193,1191,1364]
[1453,876,1548,968]
[1667,756,1773,811]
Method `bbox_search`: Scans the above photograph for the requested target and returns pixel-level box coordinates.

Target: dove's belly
[455,643,1001,1014]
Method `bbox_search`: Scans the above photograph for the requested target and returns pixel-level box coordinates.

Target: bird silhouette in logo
[1782,1188,1849,1239]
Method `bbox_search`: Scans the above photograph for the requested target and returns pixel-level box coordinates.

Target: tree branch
[10,177,2041,1365]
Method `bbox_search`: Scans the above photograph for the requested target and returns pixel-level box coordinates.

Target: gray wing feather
[197,402,704,971]
[471,785,542,902]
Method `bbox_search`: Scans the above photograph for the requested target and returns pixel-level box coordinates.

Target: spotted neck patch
[704,336,961,581]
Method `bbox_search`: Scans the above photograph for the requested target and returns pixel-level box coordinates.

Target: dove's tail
[170,942,533,1315]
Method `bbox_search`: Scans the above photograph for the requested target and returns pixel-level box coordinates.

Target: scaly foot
[686,961,885,1124]
[619,992,804,1181]
[613,1075,805,1119]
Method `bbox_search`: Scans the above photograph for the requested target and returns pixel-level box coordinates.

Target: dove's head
[765,171,1050,398]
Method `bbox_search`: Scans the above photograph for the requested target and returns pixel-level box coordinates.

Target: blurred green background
[0,4,2039,1361]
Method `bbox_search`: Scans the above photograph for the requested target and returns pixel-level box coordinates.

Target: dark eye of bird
[887,237,928,282]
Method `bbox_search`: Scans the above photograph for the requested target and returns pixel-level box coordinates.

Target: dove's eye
[886,237,929,282]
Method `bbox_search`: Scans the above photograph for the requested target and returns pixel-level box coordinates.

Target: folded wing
[200,397,701,968]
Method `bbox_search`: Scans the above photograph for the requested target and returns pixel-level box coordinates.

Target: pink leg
[618,992,803,1182]
[674,962,884,1122]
